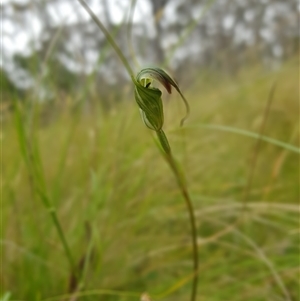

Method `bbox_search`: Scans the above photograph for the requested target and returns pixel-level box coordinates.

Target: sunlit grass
[2,58,299,300]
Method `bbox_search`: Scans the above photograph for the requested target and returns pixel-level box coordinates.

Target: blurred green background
[1,0,299,300]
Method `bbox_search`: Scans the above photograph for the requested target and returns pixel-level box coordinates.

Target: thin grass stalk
[77,0,134,80]
[13,101,78,281]
[242,82,276,205]
[127,0,140,69]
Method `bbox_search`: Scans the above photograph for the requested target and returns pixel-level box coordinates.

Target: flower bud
[134,80,164,131]
[134,67,190,128]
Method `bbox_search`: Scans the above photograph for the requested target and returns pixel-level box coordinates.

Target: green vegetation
[2,56,299,300]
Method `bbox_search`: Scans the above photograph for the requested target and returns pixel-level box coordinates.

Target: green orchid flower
[134,67,190,130]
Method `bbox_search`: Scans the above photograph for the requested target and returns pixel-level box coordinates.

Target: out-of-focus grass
[2,58,299,301]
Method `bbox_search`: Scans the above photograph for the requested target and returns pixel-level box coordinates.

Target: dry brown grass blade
[204,215,292,301]
[242,82,276,206]
[263,126,299,199]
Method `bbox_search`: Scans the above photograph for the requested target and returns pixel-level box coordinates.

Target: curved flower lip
[136,67,179,94]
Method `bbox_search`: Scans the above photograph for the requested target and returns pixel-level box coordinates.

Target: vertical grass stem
[14,102,78,282]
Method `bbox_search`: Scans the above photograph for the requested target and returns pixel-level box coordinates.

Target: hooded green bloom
[134,67,190,130]
[136,67,177,94]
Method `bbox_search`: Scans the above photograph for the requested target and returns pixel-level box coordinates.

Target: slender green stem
[156,129,171,154]
[163,149,199,301]
[75,2,198,299]
[157,130,198,301]
[51,210,77,274]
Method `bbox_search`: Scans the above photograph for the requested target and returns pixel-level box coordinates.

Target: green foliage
[1,69,22,99]
[2,60,299,300]
[0,292,11,301]
[45,57,80,93]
